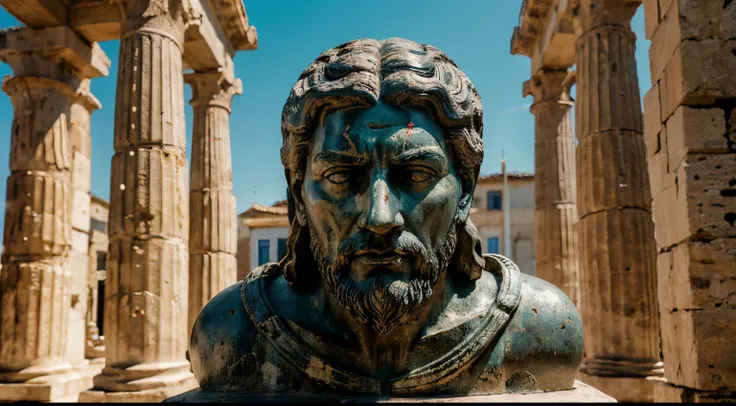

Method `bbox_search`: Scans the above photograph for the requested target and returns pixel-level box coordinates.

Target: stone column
[82,3,196,402]
[524,68,581,308]
[0,26,109,402]
[68,81,102,368]
[184,72,241,334]
[573,1,663,402]
[642,0,736,402]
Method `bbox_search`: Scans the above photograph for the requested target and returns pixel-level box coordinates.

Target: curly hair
[278,38,486,288]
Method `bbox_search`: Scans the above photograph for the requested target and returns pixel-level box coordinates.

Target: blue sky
[0,1,650,244]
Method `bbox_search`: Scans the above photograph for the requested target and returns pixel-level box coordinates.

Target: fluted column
[68,81,102,366]
[0,27,109,394]
[574,1,662,402]
[184,72,241,333]
[88,4,196,397]
[0,76,75,382]
[525,68,581,308]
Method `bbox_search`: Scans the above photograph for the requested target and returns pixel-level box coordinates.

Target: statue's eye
[325,170,352,185]
[410,170,433,183]
[397,167,435,185]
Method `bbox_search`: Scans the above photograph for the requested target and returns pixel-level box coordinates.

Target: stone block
[654,380,736,402]
[650,0,736,83]
[666,106,729,171]
[661,306,736,391]
[643,0,660,40]
[659,0,675,18]
[643,84,663,158]
[657,238,736,311]
[648,124,672,197]
[660,40,736,121]
[653,154,736,248]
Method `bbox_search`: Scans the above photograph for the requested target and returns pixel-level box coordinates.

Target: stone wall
[642,0,736,401]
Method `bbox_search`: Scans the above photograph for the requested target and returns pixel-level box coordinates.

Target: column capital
[184,71,243,111]
[0,26,110,90]
[73,79,102,113]
[121,0,187,50]
[523,68,574,103]
[573,0,640,37]
[524,68,575,116]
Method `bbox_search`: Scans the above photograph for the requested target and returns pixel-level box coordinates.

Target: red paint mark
[406,121,414,137]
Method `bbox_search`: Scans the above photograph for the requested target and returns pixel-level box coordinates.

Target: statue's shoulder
[486,263,583,392]
[189,265,273,390]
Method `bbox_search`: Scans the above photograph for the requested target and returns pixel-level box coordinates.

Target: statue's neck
[322,276,448,380]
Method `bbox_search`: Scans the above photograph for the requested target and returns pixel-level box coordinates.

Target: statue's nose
[359,178,404,235]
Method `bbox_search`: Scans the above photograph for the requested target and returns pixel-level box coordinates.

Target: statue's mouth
[350,249,409,280]
[353,249,405,265]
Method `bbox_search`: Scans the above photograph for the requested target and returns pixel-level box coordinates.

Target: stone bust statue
[189,38,583,398]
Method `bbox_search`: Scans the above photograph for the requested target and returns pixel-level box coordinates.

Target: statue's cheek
[403,175,460,244]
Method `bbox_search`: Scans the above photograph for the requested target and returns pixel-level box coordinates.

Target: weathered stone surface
[666,106,729,170]
[577,373,662,403]
[654,380,736,403]
[0,68,99,388]
[653,154,736,249]
[643,83,663,157]
[649,0,736,83]
[526,68,580,307]
[576,129,652,216]
[660,39,736,120]
[185,71,241,333]
[90,9,194,396]
[661,305,736,390]
[574,3,662,399]
[657,238,736,311]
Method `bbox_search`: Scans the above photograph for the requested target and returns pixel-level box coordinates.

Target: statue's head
[279,38,485,334]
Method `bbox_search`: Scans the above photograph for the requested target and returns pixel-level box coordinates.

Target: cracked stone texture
[574,0,662,401]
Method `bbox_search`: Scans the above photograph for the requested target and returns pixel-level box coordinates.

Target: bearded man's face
[300,103,462,334]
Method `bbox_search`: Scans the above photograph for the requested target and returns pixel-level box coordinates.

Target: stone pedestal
[0,25,109,402]
[184,72,241,333]
[82,7,196,401]
[165,380,615,403]
[641,0,736,402]
[525,68,581,308]
[573,1,662,401]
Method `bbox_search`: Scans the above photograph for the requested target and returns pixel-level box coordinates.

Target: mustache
[332,229,433,271]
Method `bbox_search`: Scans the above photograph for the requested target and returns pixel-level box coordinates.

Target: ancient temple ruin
[511,0,735,402]
[0,0,732,403]
[0,0,255,401]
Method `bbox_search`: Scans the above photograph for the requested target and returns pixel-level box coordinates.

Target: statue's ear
[456,174,476,223]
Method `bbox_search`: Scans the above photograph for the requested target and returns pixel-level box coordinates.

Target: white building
[470,172,536,276]
[236,201,289,280]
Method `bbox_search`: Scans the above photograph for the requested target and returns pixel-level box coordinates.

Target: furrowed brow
[392,147,447,165]
[314,150,367,165]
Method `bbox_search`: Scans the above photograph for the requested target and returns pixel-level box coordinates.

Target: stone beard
[307,220,457,335]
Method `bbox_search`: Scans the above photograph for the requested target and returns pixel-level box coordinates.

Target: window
[486,191,502,210]
[277,238,287,261]
[258,239,270,265]
[487,237,500,254]
[90,218,107,233]
[96,251,107,271]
